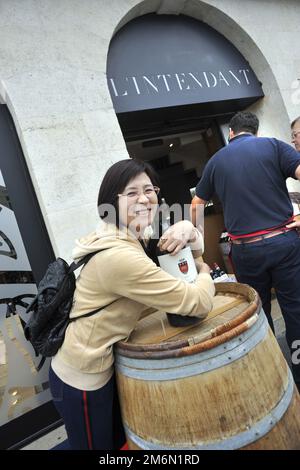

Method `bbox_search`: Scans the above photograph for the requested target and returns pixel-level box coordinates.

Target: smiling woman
[117,175,159,238]
[97,159,160,230]
[48,158,214,450]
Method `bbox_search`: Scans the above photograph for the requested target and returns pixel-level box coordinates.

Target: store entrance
[125,118,228,271]
[107,12,264,274]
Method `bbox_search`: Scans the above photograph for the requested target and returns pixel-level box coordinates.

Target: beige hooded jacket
[51,222,215,390]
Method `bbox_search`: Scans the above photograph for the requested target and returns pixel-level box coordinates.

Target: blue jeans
[231,229,300,383]
[49,366,126,450]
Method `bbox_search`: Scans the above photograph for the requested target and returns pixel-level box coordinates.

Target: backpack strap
[68,248,117,323]
[36,300,116,372]
[68,300,116,323]
[68,250,105,273]
[36,356,46,372]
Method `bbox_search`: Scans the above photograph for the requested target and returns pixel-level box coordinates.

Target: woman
[49,159,215,450]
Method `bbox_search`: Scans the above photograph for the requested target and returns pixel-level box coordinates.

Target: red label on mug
[178,260,188,274]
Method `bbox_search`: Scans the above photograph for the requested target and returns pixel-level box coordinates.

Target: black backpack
[25,250,111,370]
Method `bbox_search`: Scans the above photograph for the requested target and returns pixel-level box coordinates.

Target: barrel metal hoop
[124,368,294,450]
[116,311,268,381]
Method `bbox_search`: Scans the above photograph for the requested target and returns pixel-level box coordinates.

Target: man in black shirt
[191,111,300,391]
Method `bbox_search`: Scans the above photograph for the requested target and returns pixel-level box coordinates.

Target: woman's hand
[158,220,196,255]
[197,262,211,275]
[194,260,211,274]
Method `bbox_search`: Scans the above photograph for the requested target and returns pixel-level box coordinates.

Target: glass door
[0,105,59,449]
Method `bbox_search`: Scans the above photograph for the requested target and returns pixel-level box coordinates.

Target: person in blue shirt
[191,111,300,392]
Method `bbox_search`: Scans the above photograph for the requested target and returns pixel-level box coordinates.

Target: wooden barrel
[115,283,300,450]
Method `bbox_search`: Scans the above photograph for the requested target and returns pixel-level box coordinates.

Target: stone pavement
[271,297,291,367]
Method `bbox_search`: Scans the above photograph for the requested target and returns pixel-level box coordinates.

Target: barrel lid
[116,283,261,359]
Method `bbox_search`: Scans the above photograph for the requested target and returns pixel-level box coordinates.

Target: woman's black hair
[97,159,160,227]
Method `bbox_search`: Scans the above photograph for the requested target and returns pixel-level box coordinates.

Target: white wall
[0,0,137,258]
[0,0,299,258]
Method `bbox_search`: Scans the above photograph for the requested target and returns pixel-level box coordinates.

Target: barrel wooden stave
[242,389,300,450]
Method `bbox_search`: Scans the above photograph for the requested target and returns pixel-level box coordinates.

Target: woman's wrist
[187,227,204,254]
[188,226,199,243]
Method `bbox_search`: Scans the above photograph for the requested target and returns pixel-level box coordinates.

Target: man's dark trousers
[231,229,300,387]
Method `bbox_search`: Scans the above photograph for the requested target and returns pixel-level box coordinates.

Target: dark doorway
[125,117,227,270]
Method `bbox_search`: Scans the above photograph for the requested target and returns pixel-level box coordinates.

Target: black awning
[107,14,264,115]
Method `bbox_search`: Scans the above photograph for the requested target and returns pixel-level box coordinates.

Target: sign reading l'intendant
[107,15,264,114]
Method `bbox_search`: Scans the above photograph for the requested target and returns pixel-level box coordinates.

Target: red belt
[231,228,294,244]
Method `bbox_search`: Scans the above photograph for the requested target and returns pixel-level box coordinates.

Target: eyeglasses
[291,131,300,139]
[118,186,160,199]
